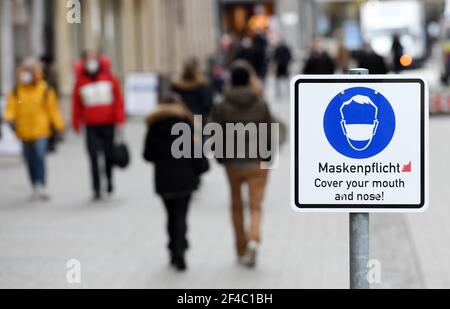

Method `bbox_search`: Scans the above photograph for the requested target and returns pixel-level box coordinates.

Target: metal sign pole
[348,68,370,289]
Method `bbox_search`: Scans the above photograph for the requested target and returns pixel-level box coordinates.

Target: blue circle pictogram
[323,87,396,159]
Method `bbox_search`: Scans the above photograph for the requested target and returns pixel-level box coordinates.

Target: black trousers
[162,195,191,257]
[86,125,115,194]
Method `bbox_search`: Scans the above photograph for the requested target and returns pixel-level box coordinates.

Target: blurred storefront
[219,0,274,37]
[217,0,318,61]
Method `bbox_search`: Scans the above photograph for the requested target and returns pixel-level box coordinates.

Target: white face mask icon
[340,95,379,151]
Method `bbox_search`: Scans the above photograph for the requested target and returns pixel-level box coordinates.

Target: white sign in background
[291,76,429,213]
[125,73,159,116]
[0,95,21,156]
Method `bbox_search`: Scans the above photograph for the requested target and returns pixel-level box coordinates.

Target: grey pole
[350,213,369,289]
[348,68,370,289]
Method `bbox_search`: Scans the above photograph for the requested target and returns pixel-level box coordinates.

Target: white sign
[125,72,158,116]
[291,75,429,213]
[0,95,21,156]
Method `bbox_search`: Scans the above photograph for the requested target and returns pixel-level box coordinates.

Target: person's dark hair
[81,50,99,60]
[81,50,90,59]
[231,65,250,87]
[40,54,53,66]
[182,58,199,81]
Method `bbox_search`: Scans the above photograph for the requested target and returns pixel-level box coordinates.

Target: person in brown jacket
[209,61,273,268]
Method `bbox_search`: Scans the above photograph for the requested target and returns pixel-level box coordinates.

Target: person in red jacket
[72,51,125,200]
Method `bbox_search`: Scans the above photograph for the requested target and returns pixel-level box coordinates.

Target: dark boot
[172,254,187,272]
[93,191,102,202]
[107,182,114,195]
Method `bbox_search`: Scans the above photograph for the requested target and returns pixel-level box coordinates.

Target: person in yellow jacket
[3,58,65,201]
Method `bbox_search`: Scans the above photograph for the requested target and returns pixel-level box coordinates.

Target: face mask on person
[85,59,100,74]
[20,71,34,85]
[341,120,379,151]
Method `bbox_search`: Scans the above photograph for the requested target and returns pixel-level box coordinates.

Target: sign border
[290,75,429,213]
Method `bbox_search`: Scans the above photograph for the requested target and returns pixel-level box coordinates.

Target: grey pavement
[1,78,450,289]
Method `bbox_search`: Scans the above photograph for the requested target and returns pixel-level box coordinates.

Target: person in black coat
[171,58,213,120]
[235,37,255,67]
[358,43,388,74]
[391,34,404,74]
[273,40,293,98]
[143,95,209,271]
[303,37,335,75]
[252,32,269,79]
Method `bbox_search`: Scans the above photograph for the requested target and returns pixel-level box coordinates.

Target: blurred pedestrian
[209,36,232,96]
[143,95,209,272]
[171,58,213,120]
[3,58,65,200]
[392,34,404,73]
[358,43,388,74]
[273,39,293,98]
[40,54,59,92]
[224,60,263,98]
[40,54,62,153]
[72,51,125,201]
[235,37,254,65]
[209,61,273,268]
[303,37,335,75]
[252,31,269,79]
[210,60,225,98]
[225,34,241,69]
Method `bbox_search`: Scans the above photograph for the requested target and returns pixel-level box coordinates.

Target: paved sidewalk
[0,85,450,288]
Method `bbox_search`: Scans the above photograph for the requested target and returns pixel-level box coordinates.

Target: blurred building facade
[1,0,448,102]
[55,0,217,102]
[1,0,317,102]
[1,0,217,111]
[1,0,50,96]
